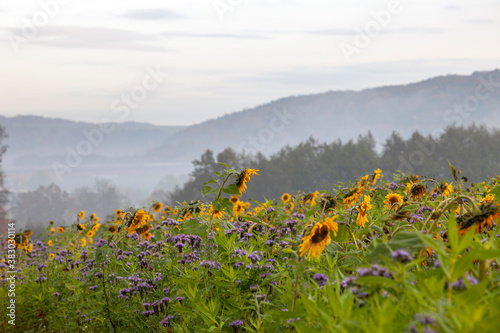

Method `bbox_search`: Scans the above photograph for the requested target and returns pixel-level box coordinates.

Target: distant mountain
[148,69,500,161]
[1,69,499,193]
[0,115,185,165]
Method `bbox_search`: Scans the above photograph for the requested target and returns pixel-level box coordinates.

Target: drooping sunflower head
[127,209,150,233]
[153,202,163,213]
[108,225,117,234]
[281,193,291,203]
[320,195,337,212]
[235,168,260,194]
[409,184,426,200]
[356,195,372,227]
[458,203,500,235]
[77,223,86,231]
[385,193,403,209]
[442,182,453,197]
[78,211,85,219]
[23,230,33,238]
[303,191,319,207]
[57,226,65,233]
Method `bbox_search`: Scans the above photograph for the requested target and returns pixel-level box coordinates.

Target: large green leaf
[330,223,353,243]
[366,231,426,264]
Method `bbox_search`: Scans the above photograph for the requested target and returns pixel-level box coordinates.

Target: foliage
[1,163,500,332]
[171,125,500,203]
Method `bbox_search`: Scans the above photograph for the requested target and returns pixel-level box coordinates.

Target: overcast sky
[0,0,499,126]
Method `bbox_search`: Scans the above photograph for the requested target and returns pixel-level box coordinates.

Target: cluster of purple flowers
[312,273,329,288]
[391,249,413,263]
[199,260,222,270]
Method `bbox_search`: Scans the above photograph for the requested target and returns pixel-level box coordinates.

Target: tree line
[170,124,500,203]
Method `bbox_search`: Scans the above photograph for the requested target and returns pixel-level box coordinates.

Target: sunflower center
[311,225,329,243]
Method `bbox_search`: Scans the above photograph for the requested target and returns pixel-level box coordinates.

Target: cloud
[465,18,494,25]
[121,9,186,20]
[307,27,445,36]
[16,26,169,51]
[162,31,269,39]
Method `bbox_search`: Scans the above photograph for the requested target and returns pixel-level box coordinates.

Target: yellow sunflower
[81,238,87,247]
[356,195,372,227]
[299,216,339,259]
[235,168,260,194]
[371,169,382,186]
[233,201,245,216]
[458,203,500,235]
[385,193,403,209]
[48,240,54,247]
[127,209,150,234]
[87,230,95,238]
[57,226,65,233]
[285,201,294,213]
[50,227,55,235]
[281,193,291,203]
[108,225,117,234]
[153,202,163,213]
[442,182,453,197]
[91,213,96,221]
[115,209,122,215]
[78,211,85,219]
[229,195,239,204]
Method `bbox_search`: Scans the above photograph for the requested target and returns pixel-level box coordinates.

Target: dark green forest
[170,124,500,203]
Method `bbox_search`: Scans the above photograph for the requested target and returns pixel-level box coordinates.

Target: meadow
[1,164,500,332]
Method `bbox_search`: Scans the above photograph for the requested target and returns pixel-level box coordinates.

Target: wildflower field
[2,164,500,333]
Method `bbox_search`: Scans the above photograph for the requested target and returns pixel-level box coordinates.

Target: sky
[0,0,499,126]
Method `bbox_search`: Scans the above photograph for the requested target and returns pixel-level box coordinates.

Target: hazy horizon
[1,0,499,126]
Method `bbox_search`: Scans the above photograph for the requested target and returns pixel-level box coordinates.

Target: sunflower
[281,193,291,203]
[90,213,96,221]
[409,184,426,200]
[229,195,239,204]
[235,168,260,194]
[144,232,153,241]
[244,202,250,209]
[172,209,179,215]
[385,193,403,209]
[48,240,54,247]
[108,225,117,234]
[135,225,150,235]
[442,182,453,197]
[49,253,55,259]
[371,169,382,186]
[50,227,55,235]
[57,226,65,233]
[299,216,338,259]
[115,209,122,215]
[343,188,362,208]
[78,211,85,219]
[358,175,370,189]
[458,203,500,235]
[24,230,33,238]
[356,195,372,227]
[285,201,294,213]
[481,194,495,204]
[213,209,224,220]
[127,209,150,234]
[87,230,95,238]
[92,224,101,232]
[303,191,319,207]
[233,201,245,216]
[81,238,87,247]
[153,202,163,213]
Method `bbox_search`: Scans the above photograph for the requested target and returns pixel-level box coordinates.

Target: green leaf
[182,219,207,236]
[203,179,218,186]
[221,184,240,195]
[448,160,458,183]
[212,197,233,213]
[330,223,353,243]
[452,252,475,281]
[201,185,219,197]
[366,231,426,264]
[218,162,230,168]
[489,185,500,197]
